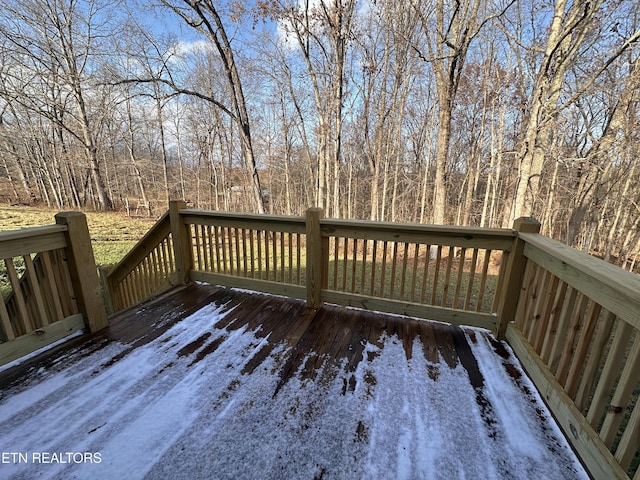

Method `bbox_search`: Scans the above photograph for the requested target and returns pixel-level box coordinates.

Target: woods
[0,0,639,268]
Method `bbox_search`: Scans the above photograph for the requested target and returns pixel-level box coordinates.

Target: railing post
[169,200,191,285]
[306,207,327,309]
[494,216,541,339]
[55,212,108,332]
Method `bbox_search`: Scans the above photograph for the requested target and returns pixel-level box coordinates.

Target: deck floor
[0,283,586,479]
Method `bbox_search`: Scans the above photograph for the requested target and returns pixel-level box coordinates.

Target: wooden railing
[103,211,176,312]
[0,212,107,366]
[317,212,517,329]
[103,201,639,478]
[505,233,640,480]
[104,203,518,331]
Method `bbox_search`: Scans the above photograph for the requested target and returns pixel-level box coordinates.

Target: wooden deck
[0,283,587,479]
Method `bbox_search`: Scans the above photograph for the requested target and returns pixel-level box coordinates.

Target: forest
[0,0,639,269]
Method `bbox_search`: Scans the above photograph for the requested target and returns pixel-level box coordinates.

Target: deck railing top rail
[0,224,68,259]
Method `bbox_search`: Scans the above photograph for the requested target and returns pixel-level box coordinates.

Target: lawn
[0,206,157,266]
[0,206,157,299]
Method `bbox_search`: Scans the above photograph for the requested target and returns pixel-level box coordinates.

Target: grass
[1,206,157,299]
[0,206,157,266]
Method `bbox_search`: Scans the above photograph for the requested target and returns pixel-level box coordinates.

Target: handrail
[320,218,516,248]
[0,225,68,259]
[180,209,306,233]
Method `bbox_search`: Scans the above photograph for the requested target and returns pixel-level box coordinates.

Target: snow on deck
[0,288,587,479]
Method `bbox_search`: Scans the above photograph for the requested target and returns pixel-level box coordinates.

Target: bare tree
[266,0,357,216]
[0,0,117,209]
[152,0,266,214]
[411,0,514,224]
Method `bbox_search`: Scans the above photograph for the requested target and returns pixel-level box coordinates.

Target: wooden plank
[539,280,568,359]
[441,247,453,307]
[390,242,398,299]
[321,290,496,330]
[547,287,578,372]
[565,301,601,399]
[522,233,640,330]
[194,223,203,270]
[409,243,420,303]
[476,249,492,312]
[0,226,67,259]
[587,320,633,428]
[491,250,509,313]
[556,293,590,386]
[370,240,377,296]
[0,314,85,367]
[360,239,367,294]
[202,225,210,272]
[615,394,640,471]
[320,218,515,250]
[50,249,77,317]
[378,241,388,298]
[599,333,640,447]
[220,227,228,274]
[0,293,15,341]
[214,225,222,273]
[513,261,535,332]
[575,311,615,412]
[261,231,267,280]
[288,232,293,284]
[452,247,466,309]
[249,228,256,279]
[399,242,409,300]
[189,270,306,300]
[350,238,358,293]
[463,248,478,309]
[419,244,431,304]
[279,231,285,281]
[340,237,348,291]
[236,227,243,276]
[532,274,560,353]
[23,255,49,328]
[230,227,237,276]
[523,267,548,342]
[297,233,302,285]
[181,210,306,234]
[4,259,32,334]
[431,245,442,305]
[505,324,629,480]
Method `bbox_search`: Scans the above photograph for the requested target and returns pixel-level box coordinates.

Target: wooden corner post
[494,217,541,339]
[306,208,327,310]
[169,200,191,285]
[55,212,108,332]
